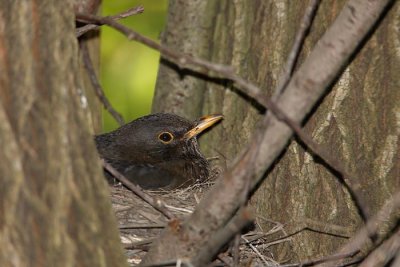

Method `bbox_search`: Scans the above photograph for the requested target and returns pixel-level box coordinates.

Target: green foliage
[101,1,168,131]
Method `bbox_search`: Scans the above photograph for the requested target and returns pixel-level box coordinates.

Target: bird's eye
[158,132,174,144]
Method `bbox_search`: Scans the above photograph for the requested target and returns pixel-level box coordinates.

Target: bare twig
[289,218,353,238]
[273,0,321,98]
[119,223,165,230]
[101,159,174,219]
[76,5,144,38]
[163,204,193,214]
[80,42,125,126]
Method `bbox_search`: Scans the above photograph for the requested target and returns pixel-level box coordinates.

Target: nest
[110,180,293,266]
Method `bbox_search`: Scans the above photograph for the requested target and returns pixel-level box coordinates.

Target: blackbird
[95,113,223,189]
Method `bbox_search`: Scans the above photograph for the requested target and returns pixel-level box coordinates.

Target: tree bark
[151,0,399,263]
[76,0,102,133]
[0,1,127,266]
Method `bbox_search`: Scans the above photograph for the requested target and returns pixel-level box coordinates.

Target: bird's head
[98,113,223,164]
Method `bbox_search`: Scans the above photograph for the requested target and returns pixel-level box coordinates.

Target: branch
[80,42,125,126]
[76,5,144,38]
[273,0,321,98]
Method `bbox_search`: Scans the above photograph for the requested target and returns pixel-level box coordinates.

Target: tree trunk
[0,1,127,266]
[152,0,399,262]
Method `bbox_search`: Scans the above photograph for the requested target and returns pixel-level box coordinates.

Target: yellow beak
[184,114,223,140]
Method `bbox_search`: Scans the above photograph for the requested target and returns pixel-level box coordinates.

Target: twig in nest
[76,5,144,38]
[101,159,174,219]
[119,223,165,230]
[163,204,193,214]
[123,237,156,251]
[80,42,125,126]
[241,235,279,266]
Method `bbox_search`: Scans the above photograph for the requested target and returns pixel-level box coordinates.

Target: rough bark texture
[152,0,399,262]
[0,1,127,267]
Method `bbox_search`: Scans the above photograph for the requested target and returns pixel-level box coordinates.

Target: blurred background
[101,1,168,132]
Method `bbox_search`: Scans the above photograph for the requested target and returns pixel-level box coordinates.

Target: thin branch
[288,218,353,238]
[76,5,144,38]
[101,159,174,220]
[273,0,321,98]
[80,42,125,126]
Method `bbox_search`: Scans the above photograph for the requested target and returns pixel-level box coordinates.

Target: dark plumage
[95,113,222,189]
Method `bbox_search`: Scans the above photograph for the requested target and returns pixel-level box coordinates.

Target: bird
[95,113,223,189]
